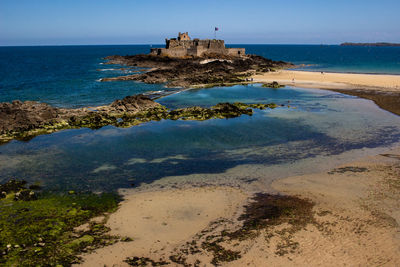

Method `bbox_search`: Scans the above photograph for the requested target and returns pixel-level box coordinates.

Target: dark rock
[102,54,294,88]
[0,179,27,193]
[0,101,59,134]
[14,189,37,201]
[108,95,160,113]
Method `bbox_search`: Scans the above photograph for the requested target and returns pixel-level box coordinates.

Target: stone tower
[178,32,190,41]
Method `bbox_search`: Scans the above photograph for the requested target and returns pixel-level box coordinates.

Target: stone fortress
[150,32,245,58]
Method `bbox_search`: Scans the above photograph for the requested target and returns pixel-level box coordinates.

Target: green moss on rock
[262,81,285,88]
[0,101,280,145]
[0,179,121,266]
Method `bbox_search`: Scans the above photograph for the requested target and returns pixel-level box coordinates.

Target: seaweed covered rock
[0,94,281,145]
[0,179,38,201]
[14,189,37,201]
[262,81,285,88]
[0,179,121,266]
[68,112,118,129]
[212,103,253,118]
[0,179,27,194]
[0,95,162,144]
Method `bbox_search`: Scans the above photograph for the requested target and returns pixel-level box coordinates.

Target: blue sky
[1,0,399,45]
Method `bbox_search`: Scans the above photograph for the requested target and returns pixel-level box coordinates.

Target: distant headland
[340,42,400,47]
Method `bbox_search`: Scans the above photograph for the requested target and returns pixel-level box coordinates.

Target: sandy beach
[76,147,400,266]
[252,70,400,116]
[253,70,400,91]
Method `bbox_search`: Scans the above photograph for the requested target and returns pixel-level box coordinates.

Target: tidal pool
[0,84,399,191]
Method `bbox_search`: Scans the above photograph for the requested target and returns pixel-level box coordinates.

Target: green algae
[262,81,285,88]
[0,101,280,145]
[66,235,95,250]
[0,179,121,266]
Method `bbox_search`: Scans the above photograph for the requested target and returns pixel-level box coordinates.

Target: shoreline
[77,146,400,266]
[289,67,400,76]
[252,70,400,115]
[253,69,400,91]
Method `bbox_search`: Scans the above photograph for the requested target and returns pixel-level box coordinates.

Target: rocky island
[101,32,293,88]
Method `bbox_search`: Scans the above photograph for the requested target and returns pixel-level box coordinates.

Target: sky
[1,0,399,46]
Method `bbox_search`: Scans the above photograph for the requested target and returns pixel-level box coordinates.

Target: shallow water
[0,85,399,192]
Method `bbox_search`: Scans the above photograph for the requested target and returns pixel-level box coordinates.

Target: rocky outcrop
[104,95,160,113]
[0,95,280,144]
[0,100,59,134]
[262,81,285,88]
[0,95,161,144]
[102,54,293,88]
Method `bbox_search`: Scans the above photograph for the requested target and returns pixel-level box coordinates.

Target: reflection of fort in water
[151,32,245,57]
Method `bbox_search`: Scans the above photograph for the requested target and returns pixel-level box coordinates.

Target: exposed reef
[262,81,285,88]
[0,94,280,145]
[0,179,122,266]
[101,54,293,88]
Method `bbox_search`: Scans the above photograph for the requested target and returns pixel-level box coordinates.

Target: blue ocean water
[1,45,400,107]
[230,44,400,74]
[1,45,400,192]
[0,45,167,108]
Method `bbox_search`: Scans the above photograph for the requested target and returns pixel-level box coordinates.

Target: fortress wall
[186,46,199,57]
[150,48,166,56]
[150,47,187,57]
[186,46,207,57]
[168,39,193,49]
[163,47,187,57]
[227,48,245,57]
[153,34,245,57]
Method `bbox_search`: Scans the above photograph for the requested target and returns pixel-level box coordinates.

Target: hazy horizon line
[0,43,362,47]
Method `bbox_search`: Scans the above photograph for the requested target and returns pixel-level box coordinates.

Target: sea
[0,45,400,191]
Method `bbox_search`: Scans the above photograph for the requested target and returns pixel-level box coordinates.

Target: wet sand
[253,70,400,115]
[77,148,400,266]
[78,187,248,266]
